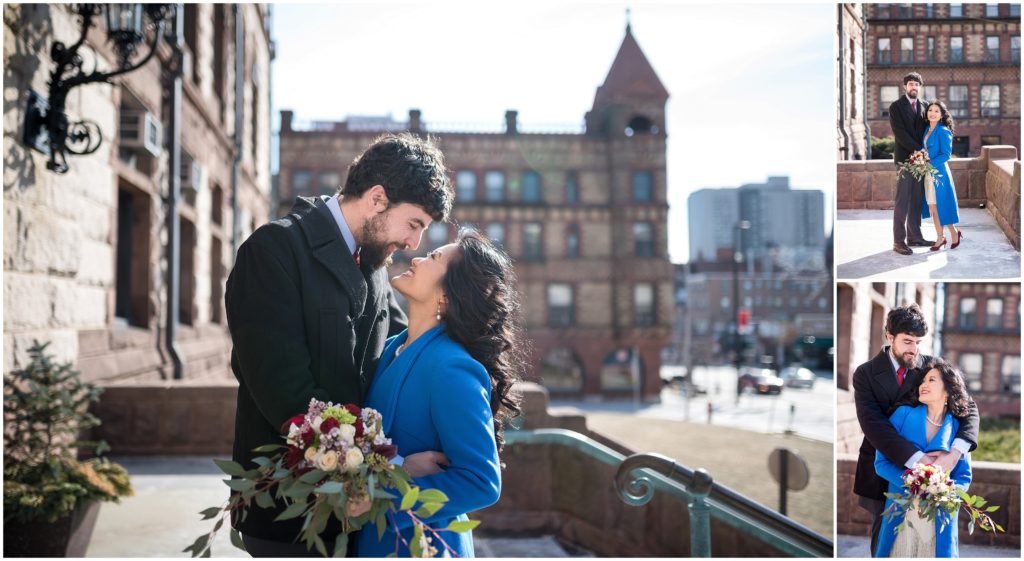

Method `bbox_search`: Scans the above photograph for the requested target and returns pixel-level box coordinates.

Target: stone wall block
[76,240,113,286]
[21,208,81,275]
[836,172,853,203]
[4,272,55,330]
[9,328,79,370]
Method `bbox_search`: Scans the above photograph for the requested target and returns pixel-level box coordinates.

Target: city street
[552,366,834,443]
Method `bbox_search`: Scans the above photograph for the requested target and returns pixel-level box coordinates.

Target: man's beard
[894,349,919,370]
[907,90,918,99]
[358,212,398,271]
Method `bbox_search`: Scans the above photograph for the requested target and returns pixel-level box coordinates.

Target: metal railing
[504,428,833,558]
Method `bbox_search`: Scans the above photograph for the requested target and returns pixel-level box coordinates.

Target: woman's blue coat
[356,325,500,557]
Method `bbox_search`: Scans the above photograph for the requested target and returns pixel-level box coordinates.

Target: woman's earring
[436,302,442,321]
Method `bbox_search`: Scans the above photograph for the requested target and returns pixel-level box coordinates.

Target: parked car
[738,368,784,395]
[780,366,816,389]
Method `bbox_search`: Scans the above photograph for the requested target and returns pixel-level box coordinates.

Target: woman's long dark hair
[908,357,970,417]
[441,230,525,455]
[926,101,956,133]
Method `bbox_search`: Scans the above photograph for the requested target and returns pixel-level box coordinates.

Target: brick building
[939,283,1021,417]
[682,263,833,368]
[277,24,672,399]
[3,5,272,382]
[837,3,870,160]
[865,2,1021,157]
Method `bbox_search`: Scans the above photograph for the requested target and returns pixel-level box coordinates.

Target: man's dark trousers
[893,172,925,245]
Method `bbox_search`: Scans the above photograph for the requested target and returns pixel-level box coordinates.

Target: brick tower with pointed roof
[586,22,670,138]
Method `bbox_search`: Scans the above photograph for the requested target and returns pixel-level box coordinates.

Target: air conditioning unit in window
[180,153,202,193]
[119,109,162,157]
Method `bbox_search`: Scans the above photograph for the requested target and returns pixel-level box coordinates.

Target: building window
[877,4,891,18]
[179,217,196,326]
[950,37,964,63]
[926,37,936,62]
[485,170,505,202]
[900,37,914,63]
[925,3,935,17]
[292,170,312,197]
[950,3,963,17]
[565,172,579,204]
[485,223,505,248]
[923,85,937,102]
[959,353,983,392]
[952,136,970,157]
[985,36,1000,63]
[210,235,223,324]
[547,284,574,327]
[981,135,1003,147]
[456,170,476,202]
[633,223,654,257]
[566,224,580,258]
[986,298,1004,329]
[634,283,655,326]
[897,3,911,18]
[1003,356,1021,393]
[632,171,653,202]
[1012,5,1021,17]
[540,347,584,393]
[980,85,1000,117]
[318,171,340,197]
[426,222,448,248]
[959,297,976,328]
[521,170,542,203]
[877,38,892,64]
[1012,36,1021,63]
[115,186,151,327]
[183,4,200,85]
[948,85,969,118]
[523,222,543,261]
[880,86,899,117]
[986,3,999,17]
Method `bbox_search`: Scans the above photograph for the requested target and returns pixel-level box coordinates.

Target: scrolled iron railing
[504,428,833,558]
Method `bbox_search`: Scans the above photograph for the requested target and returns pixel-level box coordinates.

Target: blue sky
[271,2,835,263]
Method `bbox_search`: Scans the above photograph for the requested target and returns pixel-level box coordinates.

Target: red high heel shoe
[950,229,964,249]
[929,238,947,251]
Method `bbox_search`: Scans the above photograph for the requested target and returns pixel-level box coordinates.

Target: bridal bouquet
[897,149,942,183]
[883,462,1003,535]
[186,399,477,558]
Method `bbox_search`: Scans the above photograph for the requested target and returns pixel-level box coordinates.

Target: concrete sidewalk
[85,456,578,557]
[837,533,1020,558]
[835,208,1021,280]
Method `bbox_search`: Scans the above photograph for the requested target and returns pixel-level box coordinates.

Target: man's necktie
[353,250,361,267]
[897,367,906,386]
[912,100,918,115]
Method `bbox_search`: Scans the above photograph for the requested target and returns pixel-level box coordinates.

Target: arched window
[540,347,584,393]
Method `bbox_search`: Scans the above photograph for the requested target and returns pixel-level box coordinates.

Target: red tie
[897,367,906,386]
[353,250,361,267]
[912,100,918,114]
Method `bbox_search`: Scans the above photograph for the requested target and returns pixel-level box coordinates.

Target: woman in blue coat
[874,359,973,558]
[921,101,963,251]
[357,230,523,558]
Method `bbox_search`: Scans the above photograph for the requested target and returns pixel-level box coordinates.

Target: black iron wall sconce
[22,3,174,174]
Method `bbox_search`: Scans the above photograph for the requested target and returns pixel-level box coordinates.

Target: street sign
[768,447,809,515]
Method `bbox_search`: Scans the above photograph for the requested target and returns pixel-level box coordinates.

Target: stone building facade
[276,24,672,399]
[3,4,272,383]
[837,3,870,160]
[864,2,1021,156]
[939,282,1021,417]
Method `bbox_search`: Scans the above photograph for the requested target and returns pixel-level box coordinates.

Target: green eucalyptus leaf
[333,532,349,557]
[255,491,275,509]
[252,444,287,453]
[213,459,247,477]
[315,481,344,495]
[274,501,308,521]
[417,489,449,504]
[224,478,255,492]
[414,502,444,518]
[399,487,420,511]
[299,469,327,485]
[314,536,328,557]
[230,528,246,552]
[199,506,223,520]
[283,482,314,499]
[442,519,481,533]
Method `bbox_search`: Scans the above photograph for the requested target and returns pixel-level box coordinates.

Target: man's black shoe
[893,243,913,255]
[907,239,932,247]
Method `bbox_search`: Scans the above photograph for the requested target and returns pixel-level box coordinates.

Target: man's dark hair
[885,304,928,337]
[341,133,453,222]
[903,72,923,85]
